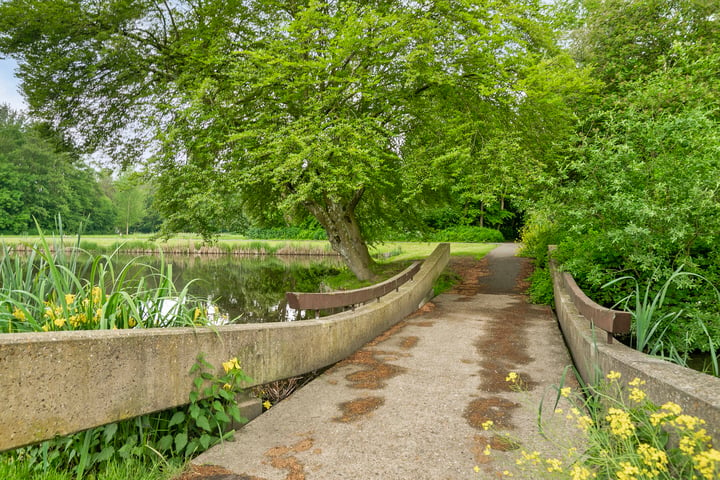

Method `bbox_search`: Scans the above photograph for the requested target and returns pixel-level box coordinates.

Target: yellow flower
[12,307,25,321]
[637,443,668,475]
[628,377,646,387]
[53,317,66,328]
[505,372,518,383]
[545,458,563,473]
[223,357,241,373]
[91,286,102,303]
[606,370,621,380]
[223,383,232,390]
[650,402,683,426]
[672,414,705,431]
[570,464,595,480]
[692,448,720,480]
[606,408,635,439]
[560,387,572,398]
[517,451,542,466]
[41,323,50,332]
[680,436,696,455]
[482,420,494,431]
[65,293,75,305]
[629,388,646,403]
[473,465,480,473]
[263,400,272,410]
[661,402,683,415]
[128,317,137,328]
[483,444,492,456]
[616,461,640,480]
[502,471,513,477]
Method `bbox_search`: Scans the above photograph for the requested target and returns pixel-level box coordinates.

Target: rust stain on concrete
[333,396,385,423]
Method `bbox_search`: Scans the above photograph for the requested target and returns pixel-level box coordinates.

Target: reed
[0,226,212,333]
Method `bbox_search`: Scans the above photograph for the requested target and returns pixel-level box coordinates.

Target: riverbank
[0,235,496,261]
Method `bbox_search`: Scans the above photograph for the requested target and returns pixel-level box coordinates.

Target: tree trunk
[305,189,376,281]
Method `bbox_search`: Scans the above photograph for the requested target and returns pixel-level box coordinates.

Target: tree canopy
[0,105,116,233]
[0,0,586,279]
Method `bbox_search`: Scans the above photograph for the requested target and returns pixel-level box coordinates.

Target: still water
[113,254,344,324]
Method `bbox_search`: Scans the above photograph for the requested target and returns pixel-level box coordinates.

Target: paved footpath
[191,244,579,479]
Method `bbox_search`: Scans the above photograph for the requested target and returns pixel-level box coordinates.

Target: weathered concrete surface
[551,256,720,441]
[0,244,449,452]
[191,244,579,479]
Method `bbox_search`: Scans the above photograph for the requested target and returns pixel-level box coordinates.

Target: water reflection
[114,254,343,324]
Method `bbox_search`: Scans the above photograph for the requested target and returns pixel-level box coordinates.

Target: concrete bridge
[2,242,719,478]
[190,242,579,479]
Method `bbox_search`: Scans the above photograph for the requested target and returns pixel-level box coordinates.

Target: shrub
[430,226,504,243]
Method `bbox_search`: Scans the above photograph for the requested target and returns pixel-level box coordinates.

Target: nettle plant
[4,354,251,478]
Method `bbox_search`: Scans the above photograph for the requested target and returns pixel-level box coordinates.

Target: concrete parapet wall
[550,256,720,440]
[0,243,450,452]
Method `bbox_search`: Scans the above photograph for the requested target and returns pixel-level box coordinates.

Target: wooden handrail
[562,271,631,344]
[286,261,422,314]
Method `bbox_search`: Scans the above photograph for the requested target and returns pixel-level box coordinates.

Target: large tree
[0,105,116,233]
[0,0,579,279]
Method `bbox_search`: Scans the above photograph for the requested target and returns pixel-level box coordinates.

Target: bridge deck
[190,244,579,479]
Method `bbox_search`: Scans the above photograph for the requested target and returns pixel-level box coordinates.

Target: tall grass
[0,227,212,333]
[604,266,720,374]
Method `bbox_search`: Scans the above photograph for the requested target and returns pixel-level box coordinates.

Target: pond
[109,254,345,324]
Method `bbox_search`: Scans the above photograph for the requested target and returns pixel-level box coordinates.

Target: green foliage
[244,226,327,241]
[433,269,462,296]
[1,355,250,478]
[0,105,117,234]
[0,0,591,279]
[429,226,504,243]
[514,369,720,479]
[0,224,214,333]
[526,267,555,305]
[523,37,720,353]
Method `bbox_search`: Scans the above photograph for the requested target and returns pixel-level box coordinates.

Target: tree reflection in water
[113,254,344,324]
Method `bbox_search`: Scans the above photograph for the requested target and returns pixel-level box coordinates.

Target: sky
[0,57,26,111]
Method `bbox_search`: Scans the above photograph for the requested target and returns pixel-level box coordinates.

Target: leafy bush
[430,226,504,243]
[526,267,554,305]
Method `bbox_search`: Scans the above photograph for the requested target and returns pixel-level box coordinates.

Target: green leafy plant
[508,369,720,479]
[0,224,214,333]
[603,266,720,369]
[2,354,251,478]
